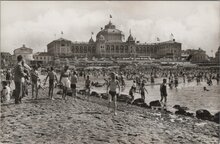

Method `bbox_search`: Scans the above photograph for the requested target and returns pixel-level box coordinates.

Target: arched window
[80,46,83,53]
[88,46,91,53]
[84,46,87,53]
[92,46,96,53]
[116,45,119,53]
[125,46,128,53]
[71,46,75,53]
[120,46,124,53]
[106,45,110,53]
[76,46,79,53]
[144,47,147,53]
[111,45,114,52]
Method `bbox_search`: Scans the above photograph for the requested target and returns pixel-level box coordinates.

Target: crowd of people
[1,55,219,116]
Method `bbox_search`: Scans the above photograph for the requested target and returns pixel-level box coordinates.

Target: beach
[1,75,219,144]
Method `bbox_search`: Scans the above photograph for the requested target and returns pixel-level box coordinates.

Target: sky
[1,1,220,56]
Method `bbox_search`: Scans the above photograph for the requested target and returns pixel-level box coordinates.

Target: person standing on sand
[85,75,91,100]
[59,65,71,100]
[13,55,27,104]
[44,67,58,100]
[107,72,120,116]
[70,71,78,101]
[160,79,168,105]
[5,69,12,87]
[30,65,40,99]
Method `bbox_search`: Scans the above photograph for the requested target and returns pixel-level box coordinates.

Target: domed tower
[126,30,136,58]
[96,34,106,57]
[96,21,124,42]
[89,37,94,43]
[127,34,135,44]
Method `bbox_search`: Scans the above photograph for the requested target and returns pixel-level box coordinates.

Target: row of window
[34,56,50,60]
[71,46,96,53]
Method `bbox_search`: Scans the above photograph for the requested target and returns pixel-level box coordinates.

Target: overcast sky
[1,1,220,56]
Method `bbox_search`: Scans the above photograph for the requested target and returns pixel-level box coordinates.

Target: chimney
[173,39,175,42]
[23,44,25,47]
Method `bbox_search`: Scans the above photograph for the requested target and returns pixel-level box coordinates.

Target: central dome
[96,21,124,42]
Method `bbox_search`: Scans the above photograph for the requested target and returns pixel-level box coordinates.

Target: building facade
[13,44,34,64]
[183,48,209,63]
[1,52,12,68]
[33,52,53,65]
[215,46,220,63]
[47,21,182,59]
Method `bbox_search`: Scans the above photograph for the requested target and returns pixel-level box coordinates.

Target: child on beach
[44,67,58,100]
[1,81,11,103]
[107,72,120,115]
[160,79,168,104]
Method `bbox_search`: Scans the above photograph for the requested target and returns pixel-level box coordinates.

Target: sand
[1,75,219,144]
[1,87,219,144]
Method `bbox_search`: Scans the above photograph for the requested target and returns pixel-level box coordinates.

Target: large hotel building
[47,21,182,60]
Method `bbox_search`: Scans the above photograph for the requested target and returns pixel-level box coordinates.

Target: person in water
[160,79,168,104]
[139,81,148,101]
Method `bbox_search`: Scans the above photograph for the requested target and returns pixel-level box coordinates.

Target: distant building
[215,46,220,63]
[184,48,209,63]
[33,52,53,65]
[47,38,72,57]
[47,21,182,59]
[13,44,33,64]
[1,52,12,68]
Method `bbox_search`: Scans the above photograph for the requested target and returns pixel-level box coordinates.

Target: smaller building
[214,46,220,63]
[13,44,33,64]
[1,52,12,68]
[185,48,209,63]
[33,52,53,65]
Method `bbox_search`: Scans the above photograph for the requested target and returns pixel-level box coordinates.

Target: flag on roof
[110,14,112,18]
[157,37,160,41]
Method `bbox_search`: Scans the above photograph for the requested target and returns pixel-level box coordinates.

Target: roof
[158,40,181,44]
[127,34,135,42]
[34,52,52,56]
[48,38,72,46]
[0,52,12,56]
[89,37,95,43]
[96,21,124,42]
[14,45,33,52]
[137,40,181,46]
